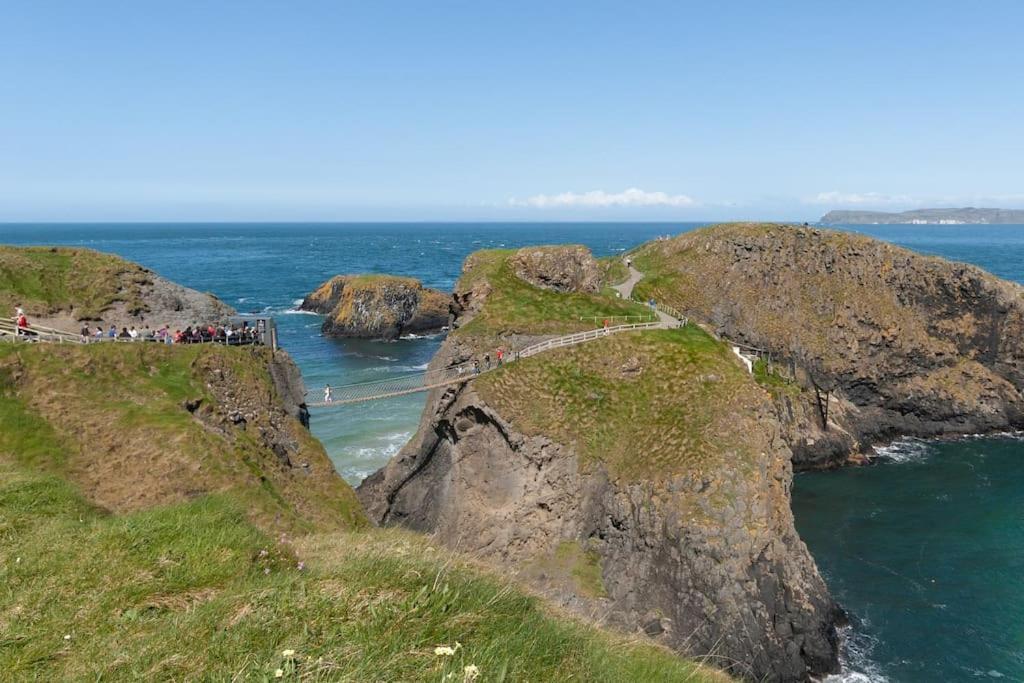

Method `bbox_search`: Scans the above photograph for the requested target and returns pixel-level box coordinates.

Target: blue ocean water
[2,221,1023,682]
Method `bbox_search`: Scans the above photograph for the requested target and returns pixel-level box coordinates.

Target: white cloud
[510,187,697,209]
[803,191,918,206]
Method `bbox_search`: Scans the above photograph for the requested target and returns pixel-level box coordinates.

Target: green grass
[476,324,770,484]
[454,249,651,340]
[0,458,727,682]
[0,245,153,319]
[0,342,366,534]
[752,358,800,396]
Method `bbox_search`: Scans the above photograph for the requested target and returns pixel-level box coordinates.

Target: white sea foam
[823,625,890,683]
[872,438,931,464]
[399,329,448,340]
[337,431,413,484]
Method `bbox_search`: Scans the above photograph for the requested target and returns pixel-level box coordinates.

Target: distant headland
[820,207,1024,224]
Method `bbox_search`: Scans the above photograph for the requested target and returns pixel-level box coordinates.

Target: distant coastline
[821,207,1024,225]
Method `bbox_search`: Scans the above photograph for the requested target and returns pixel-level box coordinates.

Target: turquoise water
[3,222,1023,681]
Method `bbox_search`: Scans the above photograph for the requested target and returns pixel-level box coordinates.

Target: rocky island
[358,243,841,681]
[12,227,1024,681]
[628,223,1024,468]
[0,245,725,682]
[300,274,449,340]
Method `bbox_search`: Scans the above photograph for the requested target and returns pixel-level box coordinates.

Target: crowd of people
[78,321,264,345]
[8,305,264,348]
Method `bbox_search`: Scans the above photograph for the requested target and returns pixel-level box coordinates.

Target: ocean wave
[872,438,931,463]
[336,431,414,484]
[399,329,448,340]
[824,624,890,683]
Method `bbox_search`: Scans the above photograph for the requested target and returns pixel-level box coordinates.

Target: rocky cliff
[358,245,840,681]
[300,274,449,340]
[0,245,235,330]
[0,341,363,532]
[632,223,1024,467]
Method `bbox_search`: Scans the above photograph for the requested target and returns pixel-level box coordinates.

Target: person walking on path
[323,385,333,403]
[484,353,491,370]
[496,348,504,366]
[473,360,480,376]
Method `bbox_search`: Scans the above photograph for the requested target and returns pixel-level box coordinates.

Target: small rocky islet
[6,224,1024,681]
[299,273,449,340]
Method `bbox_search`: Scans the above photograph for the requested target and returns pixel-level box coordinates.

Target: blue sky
[2,1,1022,221]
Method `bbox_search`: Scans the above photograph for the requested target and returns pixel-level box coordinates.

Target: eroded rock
[300,274,450,341]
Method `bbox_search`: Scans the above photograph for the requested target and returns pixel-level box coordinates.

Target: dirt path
[611,260,679,326]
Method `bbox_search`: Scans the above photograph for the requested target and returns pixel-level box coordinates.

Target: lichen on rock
[300,274,449,341]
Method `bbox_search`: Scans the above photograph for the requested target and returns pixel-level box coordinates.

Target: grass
[0,447,728,682]
[454,249,651,341]
[0,342,365,534]
[0,245,152,319]
[752,358,800,397]
[475,324,772,485]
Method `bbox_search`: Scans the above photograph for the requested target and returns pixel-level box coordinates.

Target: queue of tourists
[8,304,263,347]
[78,321,263,345]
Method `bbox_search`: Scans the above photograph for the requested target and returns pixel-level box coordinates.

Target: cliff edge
[358,245,840,681]
[0,245,235,330]
[631,223,1024,467]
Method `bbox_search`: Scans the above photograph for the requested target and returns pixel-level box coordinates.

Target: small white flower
[274,668,284,678]
[63,634,71,641]
[281,649,296,658]
[434,646,456,656]
[463,664,480,681]
[15,557,20,564]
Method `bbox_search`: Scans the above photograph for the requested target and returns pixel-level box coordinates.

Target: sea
[2,221,1022,682]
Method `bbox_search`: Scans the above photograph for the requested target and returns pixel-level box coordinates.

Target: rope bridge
[308,320,671,408]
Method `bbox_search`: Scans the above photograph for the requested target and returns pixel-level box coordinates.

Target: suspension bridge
[2,259,706,409]
[308,260,689,408]
[307,319,677,408]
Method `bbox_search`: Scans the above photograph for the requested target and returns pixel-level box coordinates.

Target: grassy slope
[0,246,152,319]
[0,341,728,681]
[453,249,652,342]
[0,343,365,533]
[0,460,726,681]
[628,222,945,362]
[476,325,768,484]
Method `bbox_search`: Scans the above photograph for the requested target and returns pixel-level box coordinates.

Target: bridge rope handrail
[310,320,667,407]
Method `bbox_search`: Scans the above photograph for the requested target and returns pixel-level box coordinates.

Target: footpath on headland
[308,261,686,408]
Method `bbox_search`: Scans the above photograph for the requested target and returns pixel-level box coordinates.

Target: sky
[2,0,1023,222]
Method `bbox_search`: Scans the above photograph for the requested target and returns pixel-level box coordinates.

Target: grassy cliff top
[0,342,364,533]
[453,248,651,340]
[475,324,773,484]
[0,245,152,319]
[0,458,728,681]
[628,222,1017,367]
[0,344,728,682]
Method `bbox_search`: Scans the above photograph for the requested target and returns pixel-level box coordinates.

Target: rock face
[358,248,841,681]
[633,223,1024,467]
[300,275,449,341]
[508,245,601,293]
[0,245,235,331]
[133,272,236,329]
